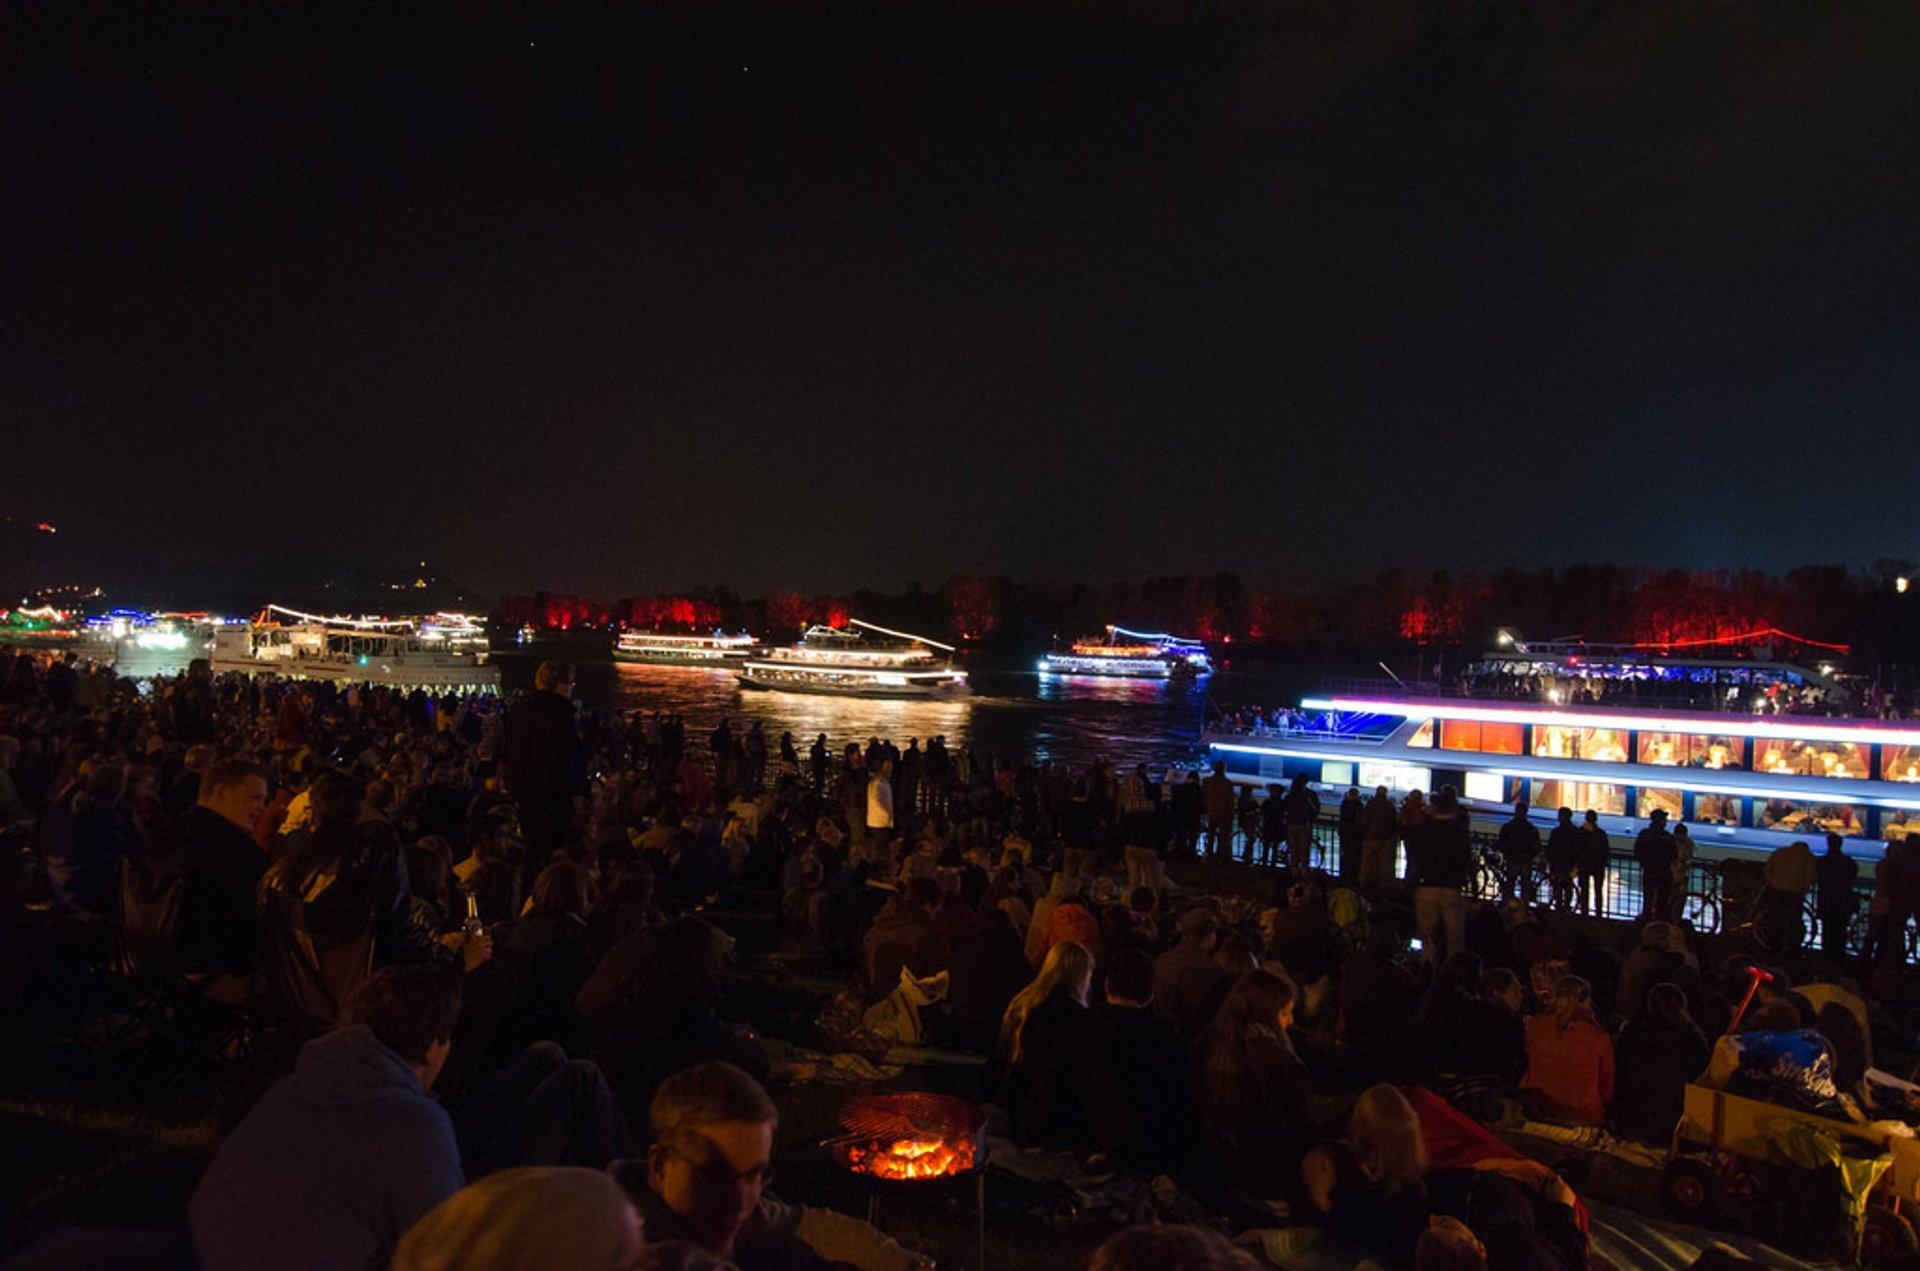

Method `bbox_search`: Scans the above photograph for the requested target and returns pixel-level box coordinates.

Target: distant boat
[212,604,499,691]
[614,629,757,666]
[739,620,967,698]
[1040,626,1212,679]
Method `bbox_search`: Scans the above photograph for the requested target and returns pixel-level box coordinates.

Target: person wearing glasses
[615,1061,933,1271]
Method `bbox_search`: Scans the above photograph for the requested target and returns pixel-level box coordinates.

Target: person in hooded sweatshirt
[189,964,467,1271]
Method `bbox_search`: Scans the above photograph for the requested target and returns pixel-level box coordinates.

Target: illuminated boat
[1204,636,1920,856]
[614,629,757,665]
[212,605,500,691]
[80,609,216,659]
[739,621,967,698]
[1040,626,1212,678]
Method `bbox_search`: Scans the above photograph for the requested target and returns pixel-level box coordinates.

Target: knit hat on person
[391,1167,643,1271]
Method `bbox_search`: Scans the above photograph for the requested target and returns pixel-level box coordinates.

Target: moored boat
[212,605,499,691]
[1204,636,1916,857]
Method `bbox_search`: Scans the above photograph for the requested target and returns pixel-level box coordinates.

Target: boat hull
[614,649,751,667]
[211,654,499,691]
[737,670,968,699]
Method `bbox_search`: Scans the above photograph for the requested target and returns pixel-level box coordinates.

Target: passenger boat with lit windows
[211,605,500,691]
[1204,635,1920,858]
[1039,626,1213,679]
[739,620,967,698]
[614,629,757,665]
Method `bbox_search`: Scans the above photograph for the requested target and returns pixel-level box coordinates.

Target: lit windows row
[1404,718,1898,781]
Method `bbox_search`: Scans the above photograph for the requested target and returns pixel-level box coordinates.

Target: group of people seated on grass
[0,649,1879,1269]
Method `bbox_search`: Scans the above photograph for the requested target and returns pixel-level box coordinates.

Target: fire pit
[830,1092,988,1268]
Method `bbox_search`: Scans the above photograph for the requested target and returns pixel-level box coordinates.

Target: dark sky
[5,2,1916,598]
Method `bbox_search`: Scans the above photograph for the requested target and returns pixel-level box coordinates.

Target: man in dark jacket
[1408,788,1473,961]
[1816,832,1860,960]
[1359,785,1400,890]
[122,758,269,980]
[1087,949,1197,1173]
[189,966,467,1271]
[1495,802,1542,902]
[1154,907,1227,1037]
[504,660,585,870]
[1544,807,1582,912]
[1634,809,1678,920]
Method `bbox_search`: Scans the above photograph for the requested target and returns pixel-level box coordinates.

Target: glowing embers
[831,1093,984,1183]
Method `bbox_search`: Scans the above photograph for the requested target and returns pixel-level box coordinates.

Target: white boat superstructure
[739,620,967,698]
[1040,626,1212,678]
[1205,645,1920,857]
[212,605,499,690]
[615,630,757,665]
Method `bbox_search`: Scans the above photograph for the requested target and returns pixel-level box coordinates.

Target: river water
[493,655,1321,771]
[103,640,1322,771]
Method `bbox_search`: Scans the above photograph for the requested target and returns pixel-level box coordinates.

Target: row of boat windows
[1405,719,1899,782]
[1324,759,1905,841]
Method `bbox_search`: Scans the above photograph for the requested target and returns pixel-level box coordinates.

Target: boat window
[1636,787,1684,821]
[1692,792,1741,826]
[1753,738,1868,780]
[1635,732,1746,770]
[1886,810,1920,842]
[1438,719,1523,755]
[1404,719,1435,748]
[1358,762,1430,795]
[1530,780,1626,816]
[1532,726,1628,762]
[1881,745,1920,783]
[1759,797,1866,837]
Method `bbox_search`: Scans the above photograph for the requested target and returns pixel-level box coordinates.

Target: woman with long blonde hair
[997,939,1094,1147]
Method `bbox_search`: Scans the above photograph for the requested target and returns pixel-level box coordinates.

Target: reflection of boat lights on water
[740,620,967,698]
[1040,625,1212,679]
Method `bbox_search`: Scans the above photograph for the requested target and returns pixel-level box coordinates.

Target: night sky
[5,3,1916,598]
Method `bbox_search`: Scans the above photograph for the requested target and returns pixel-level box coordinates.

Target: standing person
[1816,833,1860,960]
[1544,807,1581,912]
[808,734,828,797]
[504,661,584,872]
[1407,788,1473,961]
[1117,764,1160,895]
[1200,762,1236,864]
[1495,802,1541,903]
[1576,810,1610,916]
[839,745,868,862]
[1667,822,1695,921]
[1359,786,1399,890]
[1171,771,1203,861]
[1633,809,1677,921]
[865,756,896,864]
[1764,837,1817,953]
[1283,774,1321,872]
[1336,787,1363,883]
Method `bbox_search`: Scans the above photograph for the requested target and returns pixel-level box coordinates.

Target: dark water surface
[491,654,1324,771]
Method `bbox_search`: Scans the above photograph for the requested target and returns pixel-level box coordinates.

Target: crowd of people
[0,646,1897,1270]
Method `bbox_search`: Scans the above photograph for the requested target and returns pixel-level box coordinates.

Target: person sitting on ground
[1612,982,1710,1144]
[1155,907,1227,1039]
[1301,1084,1585,1271]
[1454,967,1529,1089]
[999,938,1096,1148]
[580,914,770,1119]
[1197,969,1310,1195]
[860,875,949,1002]
[1085,946,1199,1174]
[189,965,469,1271]
[1520,975,1614,1128]
[613,1061,931,1271]
[392,1167,647,1271]
[120,757,270,983]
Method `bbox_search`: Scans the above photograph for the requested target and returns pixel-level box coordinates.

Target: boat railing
[1307,676,1887,719]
